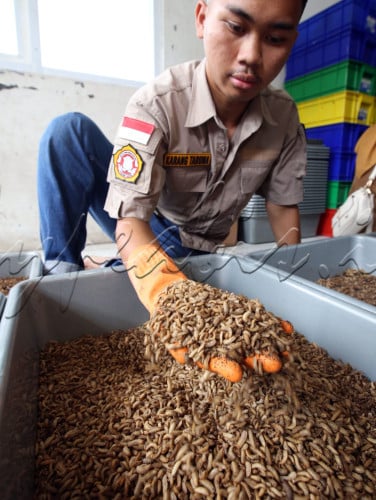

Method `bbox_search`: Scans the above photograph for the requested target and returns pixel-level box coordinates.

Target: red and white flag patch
[119,117,155,145]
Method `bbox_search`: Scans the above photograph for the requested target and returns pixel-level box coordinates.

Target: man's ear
[195,0,208,39]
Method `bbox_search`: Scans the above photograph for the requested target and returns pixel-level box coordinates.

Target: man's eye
[226,21,245,35]
[266,34,286,45]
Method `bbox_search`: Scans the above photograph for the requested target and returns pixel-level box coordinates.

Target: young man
[38,0,308,381]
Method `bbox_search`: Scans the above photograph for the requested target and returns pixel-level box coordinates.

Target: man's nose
[238,33,262,65]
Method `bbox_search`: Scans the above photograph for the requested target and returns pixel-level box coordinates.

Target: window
[0,0,18,55]
[0,0,162,84]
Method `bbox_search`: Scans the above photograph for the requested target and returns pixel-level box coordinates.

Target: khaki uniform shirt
[105,59,306,252]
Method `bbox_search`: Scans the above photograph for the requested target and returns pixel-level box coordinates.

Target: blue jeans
[37,112,206,272]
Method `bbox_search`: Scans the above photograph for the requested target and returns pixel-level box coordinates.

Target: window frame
[0,0,165,86]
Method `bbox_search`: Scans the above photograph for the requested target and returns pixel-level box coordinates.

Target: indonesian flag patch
[119,116,155,145]
[113,144,143,183]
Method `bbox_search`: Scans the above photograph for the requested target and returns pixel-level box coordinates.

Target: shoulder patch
[113,144,144,183]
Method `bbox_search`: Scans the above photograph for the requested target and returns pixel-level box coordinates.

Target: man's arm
[116,217,157,263]
[222,220,239,246]
[266,202,301,246]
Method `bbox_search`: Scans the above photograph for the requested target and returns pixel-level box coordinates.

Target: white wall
[0,0,203,252]
[301,0,339,21]
[0,0,339,252]
[0,72,137,251]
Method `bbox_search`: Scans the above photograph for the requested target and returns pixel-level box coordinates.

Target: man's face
[195,0,301,108]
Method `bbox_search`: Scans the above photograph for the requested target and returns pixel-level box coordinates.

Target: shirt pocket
[240,160,274,194]
[165,167,209,192]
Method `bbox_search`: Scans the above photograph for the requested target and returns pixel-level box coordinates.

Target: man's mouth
[231,72,259,84]
[230,71,261,90]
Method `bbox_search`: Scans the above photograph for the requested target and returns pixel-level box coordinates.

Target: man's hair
[205,0,308,16]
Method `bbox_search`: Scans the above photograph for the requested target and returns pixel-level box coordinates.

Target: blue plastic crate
[294,0,376,50]
[286,0,376,79]
[305,123,367,181]
[305,123,367,153]
[328,151,357,182]
[287,30,376,80]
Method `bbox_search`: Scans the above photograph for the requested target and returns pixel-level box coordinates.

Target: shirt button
[217,144,226,153]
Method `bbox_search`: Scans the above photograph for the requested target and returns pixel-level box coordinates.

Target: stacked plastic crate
[285,0,376,236]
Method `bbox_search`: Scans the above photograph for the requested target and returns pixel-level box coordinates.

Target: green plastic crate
[326,181,352,209]
[285,60,376,103]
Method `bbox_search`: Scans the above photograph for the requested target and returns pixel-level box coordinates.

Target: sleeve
[104,94,167,221]
[258,108,307,206]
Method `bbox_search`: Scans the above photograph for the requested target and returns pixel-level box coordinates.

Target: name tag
[163,153,211,167]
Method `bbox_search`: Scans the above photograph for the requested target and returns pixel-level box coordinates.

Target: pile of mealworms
[317,268,376,307]
[0,276,26,296]
[147,280,293,372]
[34,282,376,499]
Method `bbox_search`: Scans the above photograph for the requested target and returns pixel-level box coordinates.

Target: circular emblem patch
[113,144,143,183]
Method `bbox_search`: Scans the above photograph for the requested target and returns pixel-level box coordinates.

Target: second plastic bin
[248,234,376,311]
[0,251,43,320]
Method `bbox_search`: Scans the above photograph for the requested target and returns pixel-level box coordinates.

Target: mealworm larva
[234,469,245,484]
[279,448,289,467]
[365,469,376,482]
[247,430,256,449]
[269,486,284,498]
[237,430,248,448]
[194,486,210,496]
[266,464,280,483]
[364,483,375,494]
[208,467,219,480]
[171,459,183,478]
[175,443,190,462]
[200,479,215,493]
[222,301,229,315]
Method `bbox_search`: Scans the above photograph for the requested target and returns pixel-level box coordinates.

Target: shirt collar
[185,59,216,128]
[185,59,278,129]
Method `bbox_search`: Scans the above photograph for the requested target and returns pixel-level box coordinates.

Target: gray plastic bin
[0,251,43,280]
[0,255,376,498]
[0,251,43,320]
[248,234,376,313]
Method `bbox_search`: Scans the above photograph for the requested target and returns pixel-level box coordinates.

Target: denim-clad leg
[103,213,208,269]
[38,112,207,274]
[37,112,116,272]
[149,213,208,259]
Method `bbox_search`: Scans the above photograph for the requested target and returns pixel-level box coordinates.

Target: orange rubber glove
[127,244,291,382]
[127,243,186,314]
